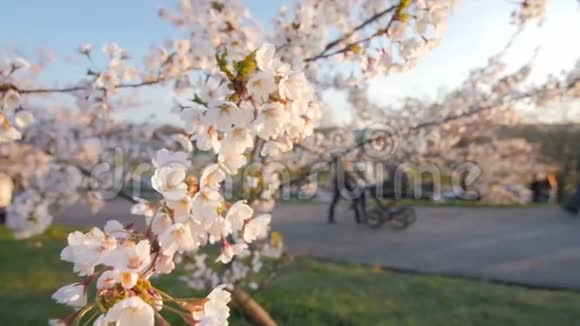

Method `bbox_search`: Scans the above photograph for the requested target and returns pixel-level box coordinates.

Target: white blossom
[218,150,247,175]
[51,283,86,308]
[278,71,308,101]
[102,239,151,273]
[105,296,155,326]
[388,21,407,42]
[103,220,128,239]
[200,164,226,190]
[0,126,22,142]
[159,223,197,256]
[151,162,188,201]
[204,101,241,132]
[149,212,173,236]
[3,89,20,110]
[96,70,119,91]
[255,102,289,140]
[226,200,253,232]
[97,270,120,290]
[243,214,271,243]
[174,39,191,55]
[247,70,277,102]
[215,241,235,264]
[194,285,231,325]
[6,190,52,239]
[60,227,116,276]
[221,128,254,155]
[191,188,223,224]
[255,43,275,72]
[167,196,193,219]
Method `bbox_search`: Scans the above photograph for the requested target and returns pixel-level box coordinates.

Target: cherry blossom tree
[0,0,576,325]
[286,12,579,206]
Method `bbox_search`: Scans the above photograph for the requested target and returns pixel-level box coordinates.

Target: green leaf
[234,50,257,81]
[215,50,235,80]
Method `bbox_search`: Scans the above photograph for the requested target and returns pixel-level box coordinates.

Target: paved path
[57,200,580,290]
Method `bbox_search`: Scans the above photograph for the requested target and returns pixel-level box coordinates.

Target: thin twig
[317,5,397,56]
[18,78,166,95]
[304,4,398,62]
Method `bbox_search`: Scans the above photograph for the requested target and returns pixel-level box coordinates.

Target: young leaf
[215,50,235,80]
[234,50,257,81]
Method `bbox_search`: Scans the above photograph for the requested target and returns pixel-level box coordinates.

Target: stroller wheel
[366,208,386,229]
[387,207,417,230]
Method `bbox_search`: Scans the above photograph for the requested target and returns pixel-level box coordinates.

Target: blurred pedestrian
[562,183,580,215]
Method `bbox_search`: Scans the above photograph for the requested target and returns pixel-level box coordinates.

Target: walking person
[563,183,580,215]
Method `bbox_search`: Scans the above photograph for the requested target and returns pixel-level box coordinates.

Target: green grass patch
[1,225,579,325]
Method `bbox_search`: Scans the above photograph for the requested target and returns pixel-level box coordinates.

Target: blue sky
[1,0,287,82]
[2,1,579,125]
[2,1,284,52]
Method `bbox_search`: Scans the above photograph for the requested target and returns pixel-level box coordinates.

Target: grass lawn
[1,226,580,325]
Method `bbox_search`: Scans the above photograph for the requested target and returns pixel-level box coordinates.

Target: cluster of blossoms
[147,149,272,265]
[5,189,53,239]
[180,232,284,292]
[0,59,35,141]
[274,0,457,81]
[178,42,320,167]
[52,219,232,325]
[241,163,285,213]
[405,55,579,203]
[0,106,184,238]
[158,0,261,66]
[165,159,288,296]
[0,110,100,237]
[531,59,580,107]
[173,160,290,294]
[88,43,139,94]
[51,43,320,325]
[511,0,548,25]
